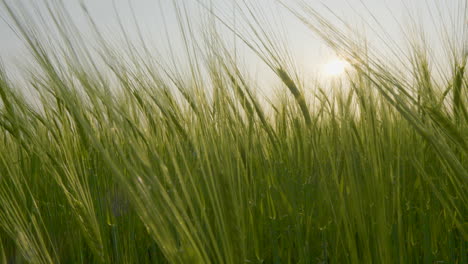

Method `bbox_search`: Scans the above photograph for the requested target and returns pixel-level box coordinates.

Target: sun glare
[324,59,348,76]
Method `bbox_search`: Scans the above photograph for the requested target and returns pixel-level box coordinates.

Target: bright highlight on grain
[323,58,348,76]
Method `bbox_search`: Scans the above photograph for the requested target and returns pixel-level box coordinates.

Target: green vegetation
[0,0,466,263]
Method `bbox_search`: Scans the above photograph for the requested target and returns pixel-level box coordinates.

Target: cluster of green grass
[0,0,466,263]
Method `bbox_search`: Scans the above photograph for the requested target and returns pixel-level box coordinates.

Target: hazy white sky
[0,0,462,81]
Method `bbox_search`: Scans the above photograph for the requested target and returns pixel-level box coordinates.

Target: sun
[323,59,349,76]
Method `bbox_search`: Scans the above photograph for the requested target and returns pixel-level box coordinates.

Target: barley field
[0,0,466,263]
